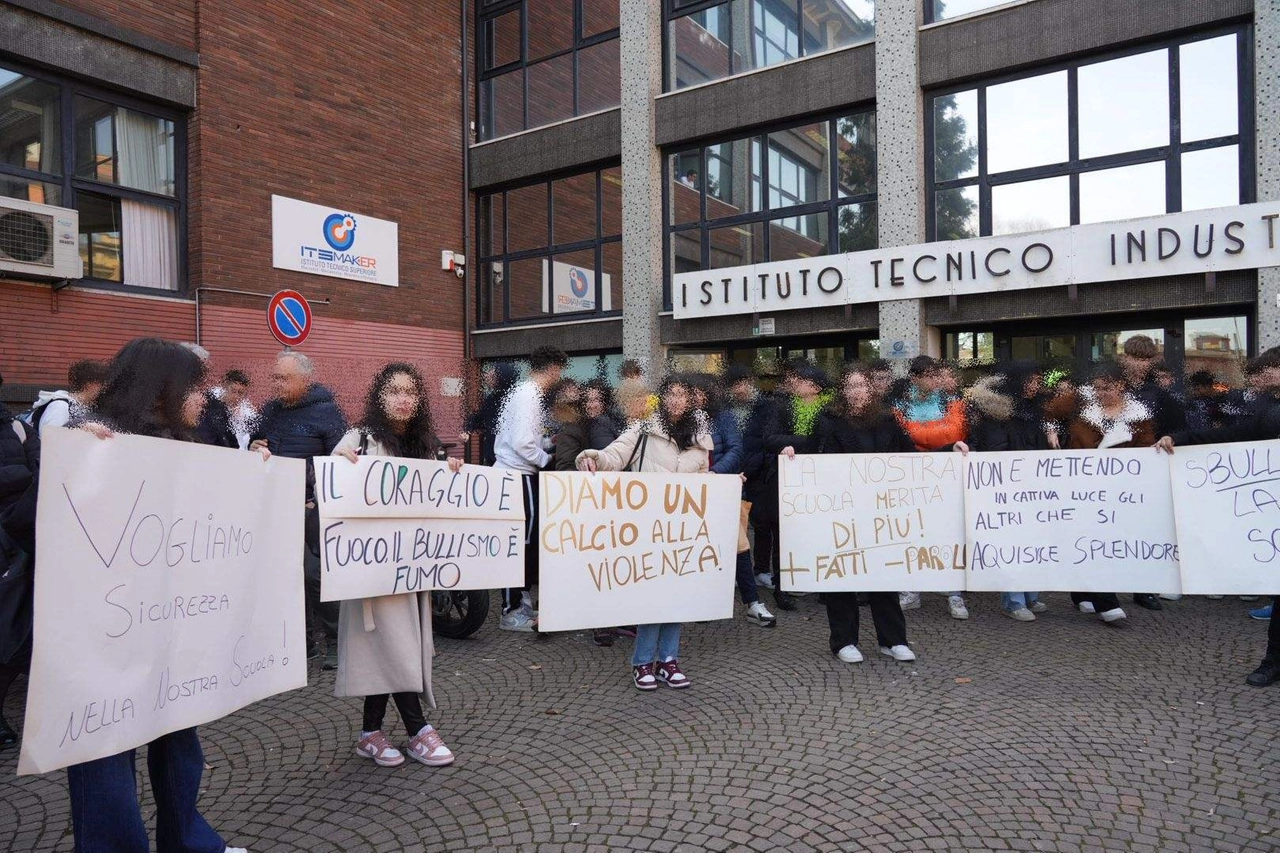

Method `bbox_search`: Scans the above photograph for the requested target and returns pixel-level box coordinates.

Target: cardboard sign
[963,449,1181,593]
[315,456,526,601]
[1169,440,1280,595]
[19,430,307,776]
[537,471,740,632]
[778,453,967,592]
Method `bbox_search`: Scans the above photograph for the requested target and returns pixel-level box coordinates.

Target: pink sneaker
[633,663,658,691]
[407,725,455,767]
[656,659,690,689]
[355,731,405,767]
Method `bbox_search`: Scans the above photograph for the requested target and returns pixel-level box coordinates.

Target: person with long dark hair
[577,375,712,690]
[65,338,250,852]
[333,362,458,768]
[811,364,917,664]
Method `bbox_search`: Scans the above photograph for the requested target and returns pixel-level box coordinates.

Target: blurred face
[272,356,310,405]
[623,393,649,422]
[842,372,872,413]
[938,368,959,394]
[585,388,606,419]
[1022,375,1042,399]
[793,378,821,401]
[729,379,754,404]
[870,370,893,397]
[913,370,942,394]
[557,382,581,408]
[1093,378,1125,408]
[181,388,206,428]
[1119,354,1153,385]
[692,387,708,410]
[223,381,249,409]
[80,381,105,405]
[1255,366,1280,392]
[663,383,691,420]
[1154,371,1174,390]
[532,364,564,391]
[380,372,420,426]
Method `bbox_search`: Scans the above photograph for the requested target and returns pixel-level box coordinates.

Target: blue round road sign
[267,290,312,347]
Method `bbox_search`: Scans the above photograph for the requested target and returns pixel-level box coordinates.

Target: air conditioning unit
[0,197,82,280]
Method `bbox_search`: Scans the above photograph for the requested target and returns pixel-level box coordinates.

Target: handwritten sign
[777,453,967,592]
[19,429,307,776]
[537,471,740,632]
[1169,440,1280,595]
[963,449,1180,593]
[315,455,525,601]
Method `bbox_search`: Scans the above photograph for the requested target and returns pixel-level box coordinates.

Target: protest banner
[537,471,740,632]
[963,449,1181,593]
[1168,440,1280,595]
[315,455,525,601]
[19,429,307,776]
[777,453,967,592]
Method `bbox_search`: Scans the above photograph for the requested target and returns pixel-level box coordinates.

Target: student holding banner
[331,363,458,768]
[577,375,712,690]
[60,339,250,853]
[810,364,917,663]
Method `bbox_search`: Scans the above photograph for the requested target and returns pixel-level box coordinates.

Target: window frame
[0,54,188,296]
[662,105,878,309]
[475,163,623,328]
[923,24,1255,241]
[476,0,622,142]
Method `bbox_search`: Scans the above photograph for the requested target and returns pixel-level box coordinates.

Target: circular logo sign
[568,267,591,299]
[323,213,357,251]
[267,289,313,347]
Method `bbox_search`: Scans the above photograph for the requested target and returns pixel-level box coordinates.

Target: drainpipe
[194,287,331,346]
[461,0,473,362]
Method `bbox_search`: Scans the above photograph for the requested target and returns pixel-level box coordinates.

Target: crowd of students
[1,332,1278,851]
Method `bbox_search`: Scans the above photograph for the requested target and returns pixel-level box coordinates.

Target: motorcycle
[430,589,490,639]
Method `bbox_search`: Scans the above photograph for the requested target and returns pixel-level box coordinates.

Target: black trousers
[1268,595,1280,662]
[505,473,540,612]
[753,524,774,580]
[825,592,908,654]
[304,529,339,646]
[1071,592,1121,612]
[362,693,427,738]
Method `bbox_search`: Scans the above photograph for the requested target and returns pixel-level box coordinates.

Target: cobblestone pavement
[2,592,1278,852]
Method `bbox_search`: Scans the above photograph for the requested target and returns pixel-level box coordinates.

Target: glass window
[806,1,875,52]
[577,38,621,114]
[986,71,1068,173]
[769,212,826,256]
[526,54,575,128]
[0,70,59,176]
[602,240,623,313]
[1185,316,1247,386]
[479,193,503,257]
[838,201,876,251]
[74,97,176,196]
[553,172,597,245]
[1079,161,1166,224]
[601,166,622,237]
[76,191,174,289]
[671,228,702,276]
[933,90,978,182]
[836,112,875,197]
[507,257,547,321]
[669,149,701,226]
[0,174,61,206]
[1077,49,1169,159]
[506,183,549,252]
[991,176,1070,235]
[706,142,735,204]
[946,331,995,362]
[708,221,762,269]
[581,0,620,37]
[482,8,521,69]
[935,185,978,240]
[1091,329,1163,361]
[1180,35,1239,143]
[77,192,122,283]
[480,69,525,139]
[929,0,1012,22]
[745,0,801,72]
[1181,145,1240,212]
[527,0,574,61]
[547,248,598,315]
[768,122,829,206]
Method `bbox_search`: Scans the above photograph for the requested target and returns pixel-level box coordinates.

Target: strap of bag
[10,421,25,444]
[358,430,369,455]
[622,426,649,472]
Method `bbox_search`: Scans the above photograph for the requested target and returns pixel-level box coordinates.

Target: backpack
[15,394,68,431]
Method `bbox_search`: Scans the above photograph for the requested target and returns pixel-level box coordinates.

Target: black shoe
[0,715,16,747]
[307,644,321,660]
[592,628,616,647]
[1246,658,1280,687]
[773,589,797,612]
[1133,594,1162,611]
[321,646,338,671]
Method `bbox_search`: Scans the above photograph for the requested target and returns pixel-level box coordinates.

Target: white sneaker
[899,591,921,610]
[755,573,775,590]
[1158,593,1182,601]
[1006,607,1035,622]
[1206,595,1225,600]
[225,848,249,853]
[836,644,864,663]
[948,595,969,620]
[744,601,777,627]
[1099,607,1127,623]
[1240,595,1261,602]
[879,644,916,661]
[1077,601,1096,614]
[499,607,537,632]
[1029,600,1048,613]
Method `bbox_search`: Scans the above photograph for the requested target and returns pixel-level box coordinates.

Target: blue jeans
[1002,592,1040,612]
[735,550,759,605]
[69,727,225,853]
[632,623,682,666]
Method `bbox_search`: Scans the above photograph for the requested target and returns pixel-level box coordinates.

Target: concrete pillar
[874,0,938,362]
[619,0,665,373]
[1255,1,1280,350]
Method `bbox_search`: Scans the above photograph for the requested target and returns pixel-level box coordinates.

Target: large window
[478,0,620,141]
[665,0,875,91]
[925,0,1022,24]
[926,29,1250,240]
[0,62,183,291]
[666,108,876,303]
[477,166,622,326]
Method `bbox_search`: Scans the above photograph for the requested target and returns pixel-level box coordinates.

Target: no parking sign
[267,289,312,347]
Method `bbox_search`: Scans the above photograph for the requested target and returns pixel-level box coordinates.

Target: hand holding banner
[315,455,526,601]
[19,429,307,776]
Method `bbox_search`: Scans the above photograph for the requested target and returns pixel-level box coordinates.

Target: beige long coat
[577,414,711,474]
[331,429,435,705]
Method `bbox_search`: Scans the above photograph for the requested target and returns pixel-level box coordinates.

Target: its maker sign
[272,195,399,287]
[672,203,1280,319]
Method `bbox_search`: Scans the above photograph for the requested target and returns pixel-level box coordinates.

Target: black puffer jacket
[814,408,915,455]
[0,404,38,516]
[252,384,347,502]
[1174,390,1280,446]
[195,391,238,448]
[963,376,1051,452]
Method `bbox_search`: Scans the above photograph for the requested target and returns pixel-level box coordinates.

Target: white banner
[315,456,526,601]
[778,453,967,592]
[963,450,1181,593]
[1169,440,1280,595]
[541,259,613,314]
[271,194,399,286]
[19,430,307,776]
[537,471,740,632]
[673,202,1280,318]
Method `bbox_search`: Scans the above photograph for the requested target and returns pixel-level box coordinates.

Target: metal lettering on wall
[671,204,1280,319]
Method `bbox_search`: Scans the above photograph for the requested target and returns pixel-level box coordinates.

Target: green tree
[932,94,979,240]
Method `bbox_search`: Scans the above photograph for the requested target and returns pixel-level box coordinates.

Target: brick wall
[53,0,198,52]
